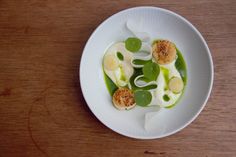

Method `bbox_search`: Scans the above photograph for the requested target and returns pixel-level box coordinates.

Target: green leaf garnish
[125,37,142,52]
[142,62,160,81]
[116,51,124,61]
[104,72,118,96]
[134,90,152,106]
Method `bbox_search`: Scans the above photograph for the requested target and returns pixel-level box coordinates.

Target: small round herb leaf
[116,51,124,61]
[142,62,160,81]
[134,90,152,106]
[125,37,142,52]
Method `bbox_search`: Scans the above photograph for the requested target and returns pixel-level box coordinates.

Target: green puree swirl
[104,72,118,96]
[103,44,187,108]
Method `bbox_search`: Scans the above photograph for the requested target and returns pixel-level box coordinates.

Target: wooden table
[0,0,236,156]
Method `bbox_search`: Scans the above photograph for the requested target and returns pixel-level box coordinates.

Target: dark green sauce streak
[130,68,157,91]
[117,52,124,61]
[161,67,169,90]
[104,72,118,96]
[138,77,150,83]
[132,59,152,65]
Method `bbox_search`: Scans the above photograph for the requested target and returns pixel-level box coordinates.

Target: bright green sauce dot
[116,51,124,61]
[134,90,152,106]
[163,94,170,101]
[142,62,160,81]
[125,37,142,52]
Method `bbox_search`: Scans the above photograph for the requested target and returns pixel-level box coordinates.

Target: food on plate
[103,42,134,87]
[152,40,176,64]
[168,77,184,93]
[103,35,187,110]
[103,54,119,71]
[112,88,136,110]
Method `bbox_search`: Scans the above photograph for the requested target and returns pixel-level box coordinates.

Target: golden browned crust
[112,88,135,110]
[152,40,177,64]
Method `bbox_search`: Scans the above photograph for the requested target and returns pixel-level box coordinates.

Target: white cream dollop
[154,60,182,107]
[103,42,134,87]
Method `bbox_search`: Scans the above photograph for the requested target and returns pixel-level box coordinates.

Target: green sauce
[132,59,152,65]
[119,66,126,81]
[137,77,150,83]
[130,68,157,91]
[175,49,187,85]
[161,67,169,90]
[104,72,118,96]
[163,94,170,101]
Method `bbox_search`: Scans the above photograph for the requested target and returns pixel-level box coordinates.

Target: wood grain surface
[0,0,236,157]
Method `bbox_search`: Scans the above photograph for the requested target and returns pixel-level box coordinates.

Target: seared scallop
[112,88,136,110]
[152,40,176,64]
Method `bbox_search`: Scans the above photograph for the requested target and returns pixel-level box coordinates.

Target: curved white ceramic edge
[79,6,214,139]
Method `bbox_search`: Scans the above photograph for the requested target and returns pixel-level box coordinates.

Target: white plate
[80,7,213,139]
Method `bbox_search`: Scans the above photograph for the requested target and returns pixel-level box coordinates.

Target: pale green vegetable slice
[168,77,184,93]
[142,62,160,81]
